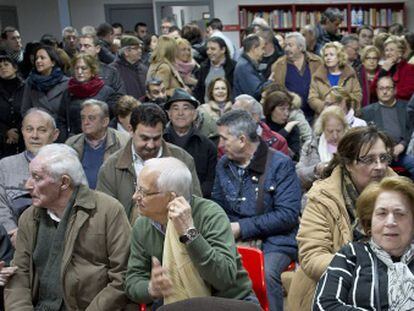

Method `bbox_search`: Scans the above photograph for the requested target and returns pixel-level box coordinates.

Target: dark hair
[112,22,124,32]
[263,91,293,119]
[168,25,181,34]
[134,22,147,33]
[207,36,230,60]
[389,23,405,36]
[207,18,223,31]
[340,34,359,46]
[115,95,140,118]
[207,77,231,102]
[243,35,261,53]
[130,103,167,131]
[34,45,63,70]
[40,34,58,47]
[322,125,394,178]
[0,54,17,68]
[96,22,113,37]
[181,23,203,45]
[321,7,344,24]
[405,32,414,59]
[357,25,373,35]
[261,83,290,100]
[1,26,17,40]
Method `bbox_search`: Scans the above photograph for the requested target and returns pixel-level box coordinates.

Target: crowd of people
[1,6,414,311]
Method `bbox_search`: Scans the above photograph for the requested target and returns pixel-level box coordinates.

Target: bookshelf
[238,2,406,34]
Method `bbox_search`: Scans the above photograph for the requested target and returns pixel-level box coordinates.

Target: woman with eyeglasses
[288,125,396,311]
[359,45,381,106]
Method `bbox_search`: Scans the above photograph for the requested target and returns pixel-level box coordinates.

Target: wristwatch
[179,227,199,244]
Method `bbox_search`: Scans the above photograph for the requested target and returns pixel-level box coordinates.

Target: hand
[284,121,300,133]
[148,257,173,298]
[167,196,194,236]
[268,72,275,82]
[381,58,396,71]
[8,228,17,248]
[393,143,405,160]
[6,128,19,144]
[0,261,18,286]
[231,222,241,239]
[314,162,328,178]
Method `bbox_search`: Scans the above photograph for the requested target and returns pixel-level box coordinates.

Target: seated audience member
[96,22,116,64]
[233,34,271,101]
[4,144,131,310]
[271,32,323,122]
[78,34,126,97]
[263,90,301,161]
[0,108,58,247]
[21,45,69,120]
[175,38,198,90]
[61,26,78,59]
[140,78,167,107]
[361,76,414,180]
[373,32,390,61]
[198,77,232,121]
[97,103,201,223]
[0,55,25,158]
[308,42,362,115]
[341,34,361,73]
[288,126,396,311]
[232,94,289,156]
[212,110,301,311]
[193,37,236,103]
[296,106,348,190]
[371,35,414,101]
[256,27,284,79]
[357,25,374,49]
[405,32,414,65]
[147,36,188,97]
[125,157,255,307]
[164,89,217,198]
[111,35,148,100]
[110,95,140,132]
[314,176,414,310]
[65,99,129,189]
[388,22,405,36]
[58,53,116,138]
[359,45,381,106]
[324,86,367,128]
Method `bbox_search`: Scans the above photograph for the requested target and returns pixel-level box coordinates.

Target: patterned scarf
[341,166,366,241]
[369,239,414,310]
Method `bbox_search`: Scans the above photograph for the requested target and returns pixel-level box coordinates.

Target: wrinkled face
[323,47,340,69]
[124,45,142,64]
[376,78,396,105]
[346,138,389,193]
[251,38,265,62]
[218,125,244,163]
[359,29,374,47]
[363,51,379,72]
[79,37,100,57]
[137,26,148,39]
[271,103,290,125]
[371,191,414,257]
[147,83,167,101]
[5,30,22,52]
[168,101,196,132]
[0,60,17,80]
[74,59,93,83]
[35,49,55,76]
[63,32,78,49]
[150,35,158,51]
[323,116,345,146]
[22,112,58,155]
[344,41,359,62]
[81,105,109,138]
[207,41,226,65]
[133,167,170,223]
[384,42,403,63]
[284,37,302,61]
[26,156,61,209]
[325,19,341,35]
[177,43,192,62]
[131,122,163,161]
[212,80,228,102]
[161,21,172,35]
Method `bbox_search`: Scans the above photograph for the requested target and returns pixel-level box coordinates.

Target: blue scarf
[27,67,65,92]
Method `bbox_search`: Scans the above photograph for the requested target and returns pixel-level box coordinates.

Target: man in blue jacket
[212,110,301,311]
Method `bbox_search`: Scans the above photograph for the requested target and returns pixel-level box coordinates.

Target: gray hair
[81,25,97,36]
[234,94,264,119]
[285,32,306,52]
[36,144,88,187]
[321,7,344,24]
[340,34,359,46]
[62,26,78,37]
[301,24,316,36]
[81,99,109,118]
[23,108,57,129]
[143,157,192,201]
[217,110,259,142]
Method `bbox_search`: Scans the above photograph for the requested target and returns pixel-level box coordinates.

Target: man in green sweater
[125,157,255,307]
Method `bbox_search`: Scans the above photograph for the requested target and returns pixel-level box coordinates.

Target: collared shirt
[85,133,107,150]
[131,143,163,178]
[116,122,129,133]
[47,210,61,223]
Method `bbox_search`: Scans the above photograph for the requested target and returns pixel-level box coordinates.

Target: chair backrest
[237,246,269,311]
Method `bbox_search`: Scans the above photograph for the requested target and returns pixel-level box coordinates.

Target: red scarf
[68,75,104,99]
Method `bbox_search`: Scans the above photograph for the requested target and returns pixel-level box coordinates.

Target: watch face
[187,227,198,238]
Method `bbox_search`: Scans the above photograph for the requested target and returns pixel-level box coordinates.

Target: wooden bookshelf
[238,2,406,34]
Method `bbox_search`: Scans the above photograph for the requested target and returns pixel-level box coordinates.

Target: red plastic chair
[237,246,269,311]
[140,304,146,311]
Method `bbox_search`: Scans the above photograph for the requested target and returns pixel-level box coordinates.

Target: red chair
[237,246,269,311]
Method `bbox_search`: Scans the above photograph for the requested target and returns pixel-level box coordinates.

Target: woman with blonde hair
[359,45,381,106]
[147,35,188,96]
[308,41,362,115]
[175,37,198,90]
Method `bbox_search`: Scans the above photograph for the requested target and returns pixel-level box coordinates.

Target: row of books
[239,9,293,29]
[296,10,347,28]
[351,8,403,27]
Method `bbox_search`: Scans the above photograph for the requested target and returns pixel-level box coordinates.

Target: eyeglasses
[356,153,392,166]
[135,185,161,198]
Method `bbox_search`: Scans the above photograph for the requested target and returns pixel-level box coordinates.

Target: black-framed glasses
[135,185,161,198]
[356,153,393,166]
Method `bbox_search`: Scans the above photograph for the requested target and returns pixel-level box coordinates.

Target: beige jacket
[147,61,186,97]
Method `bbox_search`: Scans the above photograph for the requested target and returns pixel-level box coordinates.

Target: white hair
[143,157,192,201]
[36,144,88,187]
[234,94,264,119]
[285,32,307,52]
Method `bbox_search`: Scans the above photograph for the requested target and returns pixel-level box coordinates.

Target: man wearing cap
[111,35,148,99]
[164,89,217,198]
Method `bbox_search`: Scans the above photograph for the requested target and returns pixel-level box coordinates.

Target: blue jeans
[264,252,291,311]
[393,153,414,180]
